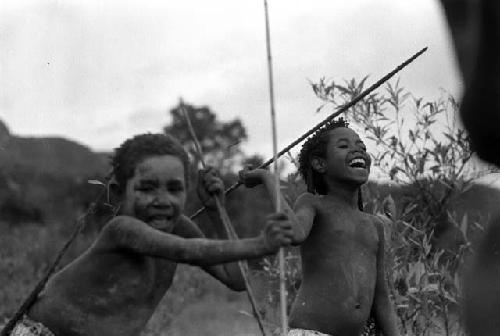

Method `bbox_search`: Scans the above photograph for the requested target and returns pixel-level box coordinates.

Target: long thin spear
[263,1,288,335]
[189,46,428,221]
[180,102,269,336]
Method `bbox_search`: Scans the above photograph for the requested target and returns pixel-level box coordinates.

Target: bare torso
[289,195,380,336]
[28,222,185,336]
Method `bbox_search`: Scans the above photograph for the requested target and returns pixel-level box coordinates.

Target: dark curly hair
[111,133,190,192]
[298,117,363,209]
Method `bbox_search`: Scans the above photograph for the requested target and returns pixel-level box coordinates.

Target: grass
[147,295,261,336]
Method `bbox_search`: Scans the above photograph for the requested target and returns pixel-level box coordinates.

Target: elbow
[231,279,247,292]
[232,285,246,292]
[227,283,246,292]
[225,278,246,292]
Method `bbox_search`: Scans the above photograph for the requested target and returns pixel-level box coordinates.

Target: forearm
[142,235,269,266]
[109,217,271,266]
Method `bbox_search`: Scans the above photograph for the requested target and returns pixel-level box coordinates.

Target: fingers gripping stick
[180,104,269,336]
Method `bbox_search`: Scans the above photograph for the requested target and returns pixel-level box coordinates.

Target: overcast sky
[0,0,461,160]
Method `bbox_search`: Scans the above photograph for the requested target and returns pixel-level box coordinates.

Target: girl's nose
[153,192,173,207]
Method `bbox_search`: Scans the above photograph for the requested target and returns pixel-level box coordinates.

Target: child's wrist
[202,198,219,211]
[256,235,273,254]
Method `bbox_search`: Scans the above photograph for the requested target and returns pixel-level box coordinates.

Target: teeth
[150,215,172,221]
[349,158,366,167]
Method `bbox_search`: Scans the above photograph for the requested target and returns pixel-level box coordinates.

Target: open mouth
[348,158,367,170]
[148,215,174,226]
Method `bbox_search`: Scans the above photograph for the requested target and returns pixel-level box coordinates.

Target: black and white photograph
[1,1,499,335]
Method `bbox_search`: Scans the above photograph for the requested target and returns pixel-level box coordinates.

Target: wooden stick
[180,103,269,336]
[189,46,428,221]
[263,1,288,335]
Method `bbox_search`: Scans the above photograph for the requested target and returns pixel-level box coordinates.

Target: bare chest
[307,201,379,254]
[41,250,178,311]
[30,252,178,336]
[98,252,177,300]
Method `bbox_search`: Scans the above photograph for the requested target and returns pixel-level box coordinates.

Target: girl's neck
[324,179,360,209]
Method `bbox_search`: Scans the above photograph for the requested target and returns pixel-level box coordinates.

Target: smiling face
[120,154,187,232]
[317,127,371,186]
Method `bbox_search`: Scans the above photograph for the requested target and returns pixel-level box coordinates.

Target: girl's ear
[311,156,327,173]
[108,177,123,205]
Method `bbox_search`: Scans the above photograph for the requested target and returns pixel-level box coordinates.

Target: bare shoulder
[96,216,146,248]
[101,215,139,235]
[294,192,319,210]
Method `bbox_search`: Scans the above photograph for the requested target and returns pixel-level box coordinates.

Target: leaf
[389,166,402,180]
[358,75,369,92]
[383,195,397,219]
[238,310,254,318]
[460,214,468,240]
[88,179,105,186]
[315,103,326,114]
[409,154,416,165]
[311,83,319,95]
[443,290,458,304]
[409,130,415,143]
[414,97,423,109]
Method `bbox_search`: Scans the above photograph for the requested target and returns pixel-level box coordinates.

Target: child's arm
[372,217,399,336]
[174,214,292,291]
[194,167,252,290]
[99,214,292,266]
[239,168,315,244]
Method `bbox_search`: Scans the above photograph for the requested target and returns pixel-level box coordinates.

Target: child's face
[323,127,371,185]
[121,154,187,232]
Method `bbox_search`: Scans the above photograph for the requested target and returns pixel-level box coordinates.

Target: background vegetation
[1,79,499,335]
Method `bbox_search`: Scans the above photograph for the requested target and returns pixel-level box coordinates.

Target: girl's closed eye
[168,186,184,193]
[136,182,156,192]
[167,181,185,193]
[136,186,154,193]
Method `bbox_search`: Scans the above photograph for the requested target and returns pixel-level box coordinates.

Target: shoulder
[294,192,319,209]
[102,215,141,234]
[101,216,146,236]
[96,216,144,248]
